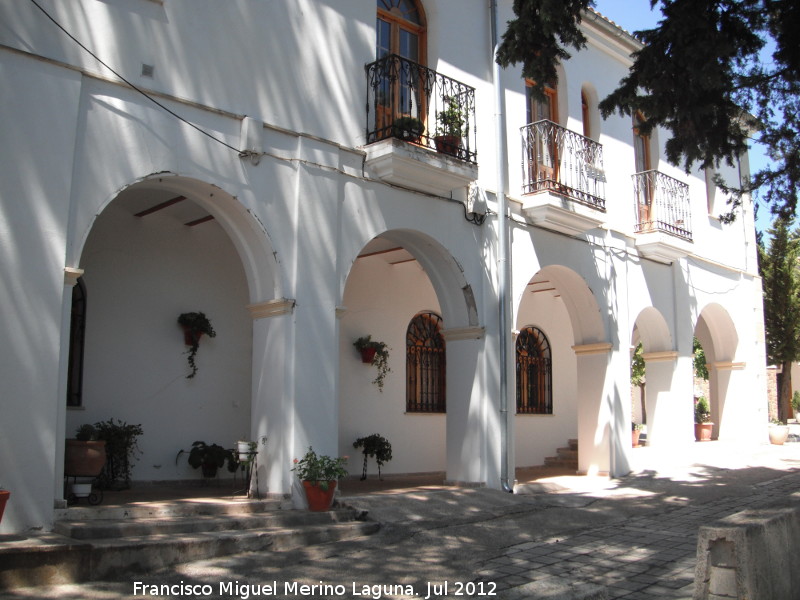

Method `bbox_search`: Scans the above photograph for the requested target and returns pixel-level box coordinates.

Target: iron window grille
[406,312,446,413]
[516,326,553,415]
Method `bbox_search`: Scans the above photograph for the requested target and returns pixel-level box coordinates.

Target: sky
[593,0,775,233]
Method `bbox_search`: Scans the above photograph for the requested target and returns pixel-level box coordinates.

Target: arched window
[406,312,446,413]
[66,277,87,407]
[516,326,552,415]
[377,0,425,63]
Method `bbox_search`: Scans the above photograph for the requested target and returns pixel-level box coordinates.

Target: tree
[758,215,800,421]
[497,0,800,220]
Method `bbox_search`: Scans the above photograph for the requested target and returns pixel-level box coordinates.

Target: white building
[0,0,767,535]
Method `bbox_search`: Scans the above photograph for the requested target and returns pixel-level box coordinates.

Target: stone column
[442,327,487,486]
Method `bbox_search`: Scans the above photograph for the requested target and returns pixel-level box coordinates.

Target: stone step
[543,456,578,469]
[54,497,284,522]
[1,502,379,590]
[54,507,354,539]
[568,438,578,451]
[555,447,578,461]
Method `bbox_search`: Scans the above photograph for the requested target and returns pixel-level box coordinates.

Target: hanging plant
[177,312,216,378]
[353,336,391,392]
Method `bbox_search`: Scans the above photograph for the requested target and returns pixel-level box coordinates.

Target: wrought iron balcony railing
[365,54,477,163]
[632,170,692,241]
[521,120,606,210]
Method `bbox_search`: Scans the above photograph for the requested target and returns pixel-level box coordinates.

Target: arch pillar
[573,343,612,476]
[248,298,295,497]
[442,326,487,486]
[642,351,693,446]
[711,361,760,442]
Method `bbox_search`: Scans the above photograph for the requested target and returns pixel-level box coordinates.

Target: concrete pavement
[2,437,800,600]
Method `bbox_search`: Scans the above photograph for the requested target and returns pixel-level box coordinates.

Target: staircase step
[543,457,578,469]
[54,507,354,539]
[556,447,578,460]
[1,501,380,590]
[568,439,578,451]
[54,498,283,521]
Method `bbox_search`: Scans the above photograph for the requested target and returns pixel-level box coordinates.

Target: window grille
[406,312,446,413]
[516,326,552,415]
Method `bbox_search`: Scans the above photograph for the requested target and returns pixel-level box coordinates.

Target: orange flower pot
[302,480,337,511]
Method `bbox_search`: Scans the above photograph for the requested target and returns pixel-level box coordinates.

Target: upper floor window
[633,111,652,173]
[527,81,558,125]
[581,91,590,138]
[377,0,425,63]
[406,312,446,413]
[516,326,552,415]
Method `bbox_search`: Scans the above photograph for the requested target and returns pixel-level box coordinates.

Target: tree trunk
[778,361,794,422]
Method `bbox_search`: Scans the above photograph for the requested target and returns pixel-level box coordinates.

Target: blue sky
[593,0,774,232]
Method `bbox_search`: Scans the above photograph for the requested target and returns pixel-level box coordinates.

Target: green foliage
[496,0,593,99]
[291,447,348,490]
[392,116,424,141]
[94,418,143,489]
[694,396,711,424]
[693,337,709,381]
[74,424,98,441]
[630,342,646,386]
[499,0,800,220]
[353,336,391,392]
[435,98,465,137]
[759,216,800,367]
[178,312,216,378]
[181,441,237,477]
[353,434,393,481]
[792,391,800,412]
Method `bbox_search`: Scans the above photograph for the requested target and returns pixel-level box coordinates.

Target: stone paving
[2,439,800,600]
[475,443,800,599]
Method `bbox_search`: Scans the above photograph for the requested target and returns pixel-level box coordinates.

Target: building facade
[0,0,767,534]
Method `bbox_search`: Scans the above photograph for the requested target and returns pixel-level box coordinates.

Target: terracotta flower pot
[360,347,378,364]
[64,439,107,477]
[434,135,462,156]
[694,423,713,442]
[302,480,337,511]
[0,490,9,523]
[632,430,641,447]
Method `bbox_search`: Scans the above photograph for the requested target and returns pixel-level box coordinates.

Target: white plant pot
[71,483,92,498]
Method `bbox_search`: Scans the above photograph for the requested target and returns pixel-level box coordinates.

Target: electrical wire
[27,0,244,155]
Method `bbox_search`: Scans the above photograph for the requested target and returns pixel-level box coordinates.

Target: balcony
[363,54,478,195]
[520,120,607,236]
[632,170,693,263]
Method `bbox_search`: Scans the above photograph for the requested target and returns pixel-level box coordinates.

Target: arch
[346,229,480,330]
[72,173,283,306]
[695,302,738,363]
[632,307,673,354]
[519,264,605,346]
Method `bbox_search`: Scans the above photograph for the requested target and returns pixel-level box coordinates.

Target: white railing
[521,120,606,210]
[632,170,692,241]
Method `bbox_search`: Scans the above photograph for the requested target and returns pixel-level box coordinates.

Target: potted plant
[0,487,9,524]
[792,391,800,421]
[64,424,107,478]
[178,441,236,478]
[434,96,465,156]
[353,336,391,392]
[632,423,643,447]
[392,116,424,142]
[694,396,713,442]
[93,419,143,490]
[237,440,257,462]
[177,312,216,378]
[769,419,790,445]
[291,447,348,511]
[353,434,393,480]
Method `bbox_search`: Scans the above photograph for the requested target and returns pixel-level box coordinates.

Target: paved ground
[3,436,800,600]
